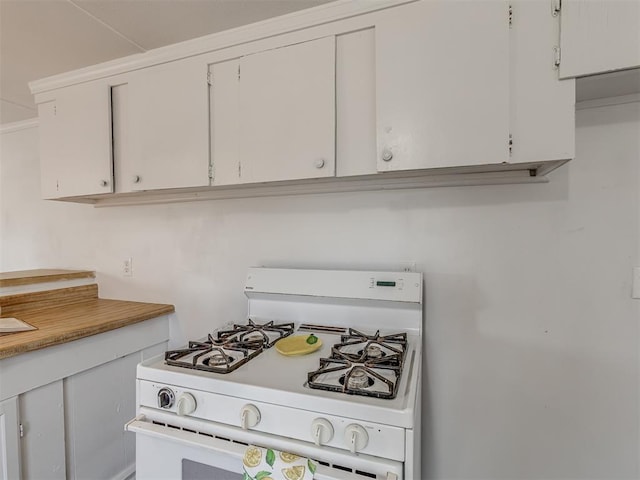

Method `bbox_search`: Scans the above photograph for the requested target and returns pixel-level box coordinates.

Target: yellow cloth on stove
[242,445,316,480]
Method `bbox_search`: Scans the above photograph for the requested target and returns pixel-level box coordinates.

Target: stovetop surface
[139,318,421,423]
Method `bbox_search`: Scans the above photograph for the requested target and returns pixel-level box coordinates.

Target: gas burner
[203,351,234,366]
[359,345,385,359]
[216,318,295,348]
[339,368,375,390]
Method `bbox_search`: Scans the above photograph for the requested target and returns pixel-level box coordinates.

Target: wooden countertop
[0,285,174,360]
[0,269,95,287]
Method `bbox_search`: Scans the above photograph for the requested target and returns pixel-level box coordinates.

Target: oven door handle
[126,415,245,458]
[126,415,400,480]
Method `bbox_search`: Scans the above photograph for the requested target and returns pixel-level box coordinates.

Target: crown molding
[29,0,414,95]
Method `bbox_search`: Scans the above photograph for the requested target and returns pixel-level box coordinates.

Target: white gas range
[126,268,423,480]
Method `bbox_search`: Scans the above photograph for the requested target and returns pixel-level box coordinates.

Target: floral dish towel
[242,445,317,480]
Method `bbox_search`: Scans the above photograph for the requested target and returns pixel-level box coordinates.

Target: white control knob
[176,393,197,416]
[381,148,394,162]
[133,175,141,184]
[99,179,109,187]
[240,404,261,430]
[314,158,325,169]
[344,424,368,454]
[310,418,334,446]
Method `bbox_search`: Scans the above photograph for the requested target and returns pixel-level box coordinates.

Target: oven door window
[183,459,241,480]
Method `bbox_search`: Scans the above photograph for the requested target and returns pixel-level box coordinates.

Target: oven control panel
[139,380,407,461]
[245,267,422,303]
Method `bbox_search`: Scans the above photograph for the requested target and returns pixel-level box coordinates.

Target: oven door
[126,408,403,480]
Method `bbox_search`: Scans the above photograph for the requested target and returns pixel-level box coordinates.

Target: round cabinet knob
[240,404,261,430]
[157,388,175,409]
[381,148,394,162]
[314,158,325,169]
[99,179,109,187]
[311,418,334,446]
[132,175,141,184]
[344,424,368,454]
[176,393,197,416]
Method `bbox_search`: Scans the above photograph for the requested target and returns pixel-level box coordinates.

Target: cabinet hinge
[238,162,242,178]
[208,163,213,180]
[238,65,241,81]
[509,133,513,156]
[553,46,561,68]
[552,0,561,17]
[508,4,513,28]
[19,423,24,438]
[207,71,212,86]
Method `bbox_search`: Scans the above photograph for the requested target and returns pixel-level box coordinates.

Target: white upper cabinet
[336,28,377,177]
[210,58,241,186]
[128,56,211,191]
[38,81,113,198]
[375,0,510,172]
[238,36,336,183]
[509,0,575,164]
[560,0,640,78]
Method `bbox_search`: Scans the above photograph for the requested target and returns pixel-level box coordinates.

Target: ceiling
[0,0,332,125]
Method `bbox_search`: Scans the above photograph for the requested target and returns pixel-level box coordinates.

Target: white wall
[1,100,639,479]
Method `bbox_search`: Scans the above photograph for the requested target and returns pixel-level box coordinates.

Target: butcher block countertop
[0,283,174,360]
[0,269,95,287]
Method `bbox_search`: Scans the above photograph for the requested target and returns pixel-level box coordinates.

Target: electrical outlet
[400,262,416,272]
[632,266,640,299]
[123,258,133,277]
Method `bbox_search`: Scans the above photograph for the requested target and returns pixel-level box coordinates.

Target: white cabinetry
[0,396,21,480]
[65,351,147,479]
[32,0,575,204]
[19,381,66,479]
[0,316,170,479]
[38,80,114,198]
[211,37,335,184]
[560,0,640,78]
[375,0,510,171]
[336,28,376,177]
[509,0,575,164]
[128,56,211,191]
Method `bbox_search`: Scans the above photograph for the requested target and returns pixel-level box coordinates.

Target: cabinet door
[0,396,21,480]
[560,0,640,78]
[18,381,66,479]
[336,28,377,177]
[376,0,510,171]
[38,81,113,198]
[65,351,141,479]
[509,0,575,163]
[128,56,211,191]
[238,36,336,183]
[210,58,241,186]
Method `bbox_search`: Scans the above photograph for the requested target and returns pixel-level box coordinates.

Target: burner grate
[307,329,408,399]
[165,319,294,374]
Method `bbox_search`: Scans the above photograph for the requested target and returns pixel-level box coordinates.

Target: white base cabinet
[19,381,66,479]
[0,316,170,480]
[0,397,21,480]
